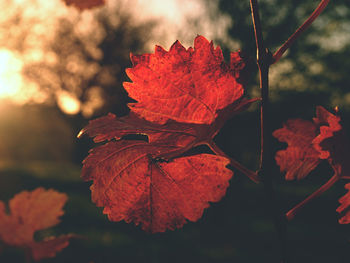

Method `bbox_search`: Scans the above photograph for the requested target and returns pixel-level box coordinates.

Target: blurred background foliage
[0,0,350,262]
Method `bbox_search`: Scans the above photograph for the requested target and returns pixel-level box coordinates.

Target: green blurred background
[0,0,350,262]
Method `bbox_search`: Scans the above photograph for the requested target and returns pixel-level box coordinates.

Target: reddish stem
[207,140,259,183]
[286,174,339,221]
[272,0,330,64]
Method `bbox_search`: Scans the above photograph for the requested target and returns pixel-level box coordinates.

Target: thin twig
[207,140,259,183]
[250,0,265,57]
[286,174,339,221]
[272,0,330,63]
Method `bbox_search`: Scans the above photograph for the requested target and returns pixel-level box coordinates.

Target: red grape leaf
[337,183,350,224]
[78,97,257,158]
[79,99,257,232]
[273,119,320,180]
[63,0,105,10]
[312,107,350,178]
[79,106,256,232]
[124,35,245,125]
[79,112,199,148]
[273,106,348,180]
[81,139,232,232]
[79,35,258,232]
[0,188,72,261]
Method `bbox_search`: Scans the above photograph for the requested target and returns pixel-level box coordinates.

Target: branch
[272,0,330,63]
[250,0,287,262]
[286,174,339,221]
[207,140,259,183]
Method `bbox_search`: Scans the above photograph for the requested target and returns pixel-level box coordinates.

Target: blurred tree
[218,0,350,110]
[22,10,154,119]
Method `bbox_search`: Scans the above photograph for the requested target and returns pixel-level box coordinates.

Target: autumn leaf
[124,35,245,125]
[273,118,320,180]
[82,139,232,232]
[63,0,105,10]
[312,107,350,178]
[0,188,72,261]
[315,108,350,224]
[79,36,258,232]
[274,106,350,180]
[337,183,350,224]
[79,97,256,157]
[79,116,235,232]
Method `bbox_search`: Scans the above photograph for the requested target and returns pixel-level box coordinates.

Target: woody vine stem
[249,0,330,262]
[249,1,287,262]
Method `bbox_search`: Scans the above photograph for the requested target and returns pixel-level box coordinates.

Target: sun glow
[57,90,81,115]
[0,49,23,99]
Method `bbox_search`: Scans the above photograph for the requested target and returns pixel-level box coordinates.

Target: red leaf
[124,35,245,125]
[273,119,320,180]
[79,36,258,232]
[63,0,105,10]
[312,107,350,178]
[0,188,72,261]
[273,106,349,180]
[79,99,247,232]
[337,183,350,224]
[79,112,199,148]
[82,139,232,232]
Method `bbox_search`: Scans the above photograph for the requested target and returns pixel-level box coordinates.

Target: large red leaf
[0,188,72,261]
[273,106,349,180]
[124,35,245,125]
[82,140,232,232]
[79,105,249,232]
[80,35,258,232]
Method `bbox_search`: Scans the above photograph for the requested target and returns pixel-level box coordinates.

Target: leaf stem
[207,140,259,183]
[250,0,287,262]
[272,0,330,64]
[286,174,339,221]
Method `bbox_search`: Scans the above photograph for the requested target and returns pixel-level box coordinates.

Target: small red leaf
[63,0,105,10]
[273,119,320,180]
[312,107,350,178]
[273,106,349,180]
[337,183,350,224]
[78,112,199,147]
[0,188,72,261]
[78,98,258,149]
[124,35,244,125]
